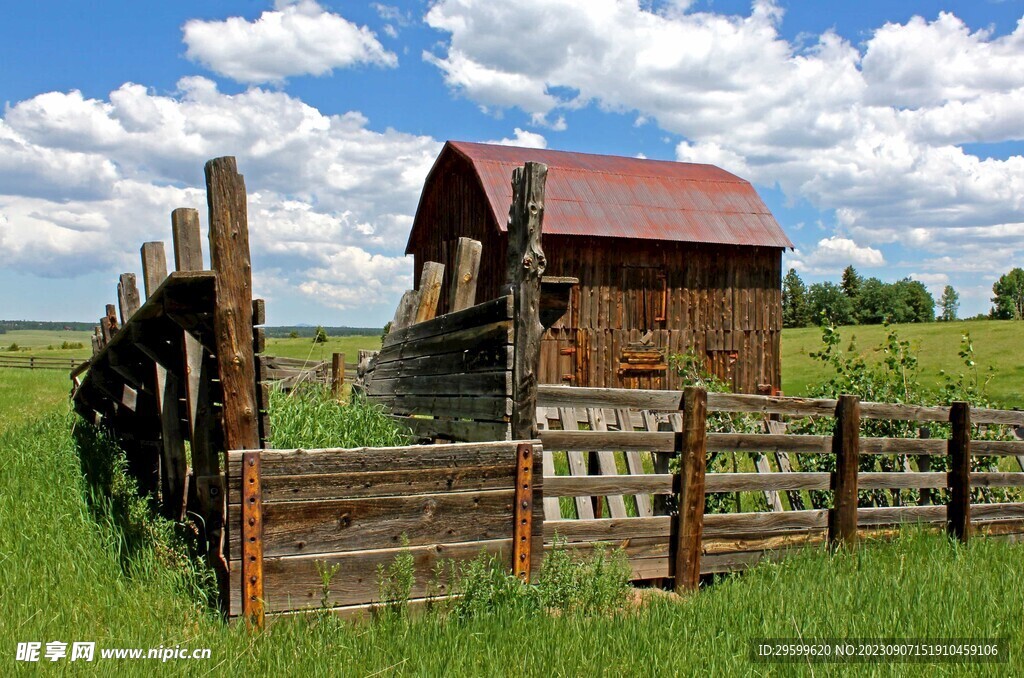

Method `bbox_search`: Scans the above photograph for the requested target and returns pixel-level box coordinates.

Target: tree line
[782,265,1024,328]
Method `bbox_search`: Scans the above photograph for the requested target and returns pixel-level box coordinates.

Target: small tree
[782,268,810,328]
[991,268,1024,320]
[288,330,299,339]
[840,265,862,300]
[312,326,328,343]
[939,285,959,321]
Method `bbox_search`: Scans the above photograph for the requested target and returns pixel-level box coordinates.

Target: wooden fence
[225,440,543,624]
[71,156,268,611]
[262,355,357,393]
[0,355,86,371]
[535,385,1024,590]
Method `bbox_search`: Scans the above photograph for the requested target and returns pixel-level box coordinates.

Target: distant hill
[264,326,382,338]
[1,320,94,332]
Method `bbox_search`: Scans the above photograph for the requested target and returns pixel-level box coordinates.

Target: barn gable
[407,140,793,253]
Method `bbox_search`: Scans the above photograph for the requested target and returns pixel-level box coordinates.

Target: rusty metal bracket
[240,451,264,628]
[512,442,535,581]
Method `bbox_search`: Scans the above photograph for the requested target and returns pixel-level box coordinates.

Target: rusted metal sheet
[512,442,535,581]
[240,451,264,629]
[407,141,793,252]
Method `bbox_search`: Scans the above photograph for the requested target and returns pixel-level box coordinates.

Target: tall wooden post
[171,207,217,525]
[141,242,188,520]
[331,352,345,399]
[674,387,707,593]
[506,162,547,442]
[206,156,261,624]
[828,395,860,548]
[947,401,972,543]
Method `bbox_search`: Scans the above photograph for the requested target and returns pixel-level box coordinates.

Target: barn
[406,141,792,394]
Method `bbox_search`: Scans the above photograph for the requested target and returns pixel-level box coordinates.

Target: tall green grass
[267,385,410,449]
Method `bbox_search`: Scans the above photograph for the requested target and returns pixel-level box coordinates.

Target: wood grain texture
[228,490,517,558]
[415,261,445,324]
[140,242,168,298]
[508,162,548,442]
[449,237,483,312]
[117,273,141,326]
[206,156,260,454]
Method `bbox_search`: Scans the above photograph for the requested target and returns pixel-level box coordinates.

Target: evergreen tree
[312,326,328,343]
[895,278,935,323]
[939,285,959,321]
[991,268,1024,320]
[782,268,810,328]
[840,265,862,300]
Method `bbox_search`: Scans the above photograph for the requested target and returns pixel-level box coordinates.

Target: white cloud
[183,0,396,84]
[0,77,440,320]
[485,128,547,148]
[789,236,885,275]
[424,1,1024,271]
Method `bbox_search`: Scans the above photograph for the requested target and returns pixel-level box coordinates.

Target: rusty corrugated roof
[414,140,792,250]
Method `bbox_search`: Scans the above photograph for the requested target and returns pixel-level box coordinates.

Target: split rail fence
[0,355,86,371]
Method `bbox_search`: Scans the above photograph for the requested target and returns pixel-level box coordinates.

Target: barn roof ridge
[408,140,793,250]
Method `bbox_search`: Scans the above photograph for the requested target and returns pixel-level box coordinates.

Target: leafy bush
[60,340,85,349]
[6,342,19,351]
[268,385,410,449]
[312,326,328,343]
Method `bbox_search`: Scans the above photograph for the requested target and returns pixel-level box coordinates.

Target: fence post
[414,262,445,324]
[917,427,932,506]
[947,401,971,543]
[331,352,345,399]
[117,273,141,326]
[674,386,707,594]
[828,394,860,548]
[507,162,547,442]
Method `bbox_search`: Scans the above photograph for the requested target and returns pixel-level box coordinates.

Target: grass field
[2,368,1024,673]
[263,334,381,362]
[783,320,1024,408]
[1,329,93,359]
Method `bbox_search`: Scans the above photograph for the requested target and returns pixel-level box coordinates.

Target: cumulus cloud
[789,236,885,275]
[0,77,440,317]
[424,1,1024,278]
[183,0,396,84]
[485,128,547,148]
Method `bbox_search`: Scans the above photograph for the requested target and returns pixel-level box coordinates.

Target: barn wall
[408,154,783,394]
[537,236,782,394]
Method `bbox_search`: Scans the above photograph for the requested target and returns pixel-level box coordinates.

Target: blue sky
[1,0,1022,325]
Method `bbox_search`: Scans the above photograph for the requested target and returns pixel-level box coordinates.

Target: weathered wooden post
[947,401,972,543]
[414,262,445,324]
[674,386,707,593]
[506,162,547,443]
[141,241,189,520]
[331,352,345,399]
[117,273,141,326]
[206,156,262,627]
[917,427,933,506]
[448,237,483,313]
[828,394,860,548]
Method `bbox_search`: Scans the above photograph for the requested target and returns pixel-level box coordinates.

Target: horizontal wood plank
[228,489,517,558]
[227,464,517,505]
[367,370,512,398]
[395,416,511,443]
[228,440,531,477]
[544,474,674,497]
[540,430,674,452]
[381,295,513,350]
[373,395,512,421]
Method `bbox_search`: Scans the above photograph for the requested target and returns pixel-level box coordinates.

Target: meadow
[783,319,1024,408]
[1,367,1023,674]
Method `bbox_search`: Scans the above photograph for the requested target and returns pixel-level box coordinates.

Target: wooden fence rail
[0,355,87,371]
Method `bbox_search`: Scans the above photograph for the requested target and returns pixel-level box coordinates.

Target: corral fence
[0,355,86,371]
[262,354,357,395]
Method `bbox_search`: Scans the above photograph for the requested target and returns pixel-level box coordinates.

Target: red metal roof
[411,140,792,250]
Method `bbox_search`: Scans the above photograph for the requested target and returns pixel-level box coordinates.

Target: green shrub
[6,342,19,351]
